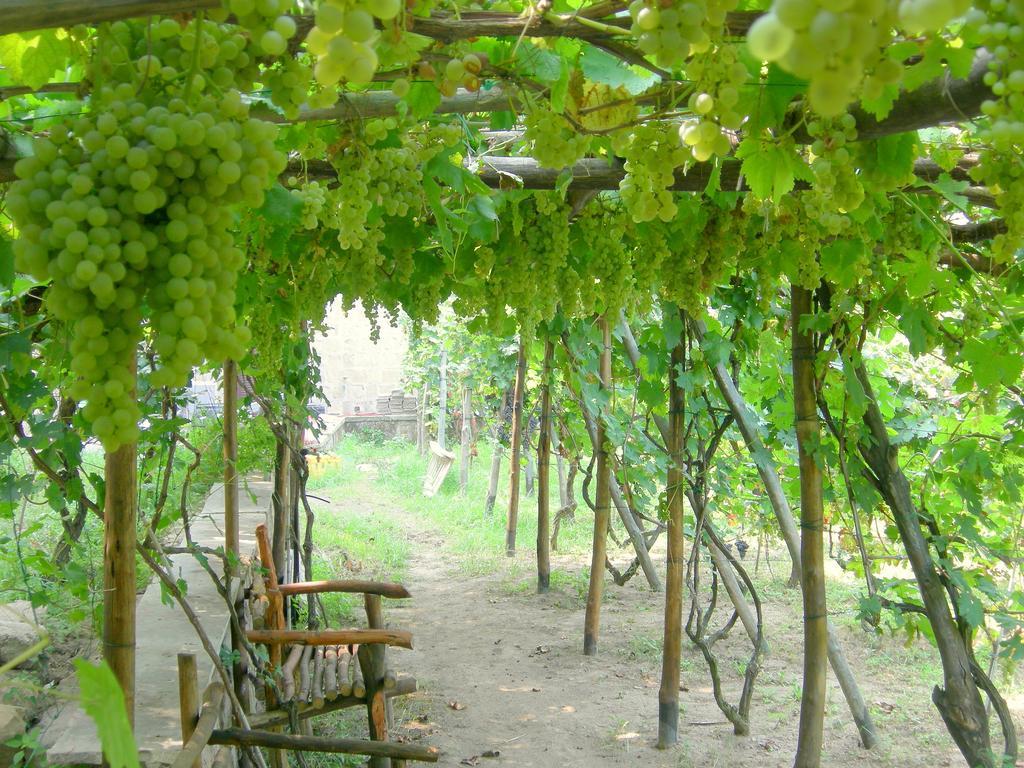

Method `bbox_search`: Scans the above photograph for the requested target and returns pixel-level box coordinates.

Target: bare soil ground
[323,479,1022,768]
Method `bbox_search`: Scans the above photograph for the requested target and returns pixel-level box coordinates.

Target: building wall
[314,301,409,415]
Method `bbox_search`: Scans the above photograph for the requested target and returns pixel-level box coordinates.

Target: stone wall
[314,300,409,415]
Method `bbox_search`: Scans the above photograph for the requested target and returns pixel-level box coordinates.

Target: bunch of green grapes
[745,0,896,116]
[574,202,635,315]
[306,0,402,87]
[289,181,328,229]
[224,0,299,56]
[630,221,669,309]
[8,20,283,448]
[614,122,689,223]
[967,0,1024,261]
[264,57,315,119]
[629,0,740,68]
[524,107,592,170]
[677,45,747,161]
[675,207,742,312]
[801,115,863,234]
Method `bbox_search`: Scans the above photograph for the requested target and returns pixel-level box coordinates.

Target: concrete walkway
[46,479,272,766]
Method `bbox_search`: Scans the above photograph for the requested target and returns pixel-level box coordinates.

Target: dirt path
[332,478,976,768]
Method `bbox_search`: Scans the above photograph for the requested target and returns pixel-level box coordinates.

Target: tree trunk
[103,356,137,724]
[684,316,877,748]
[524,443,536,497]
[537,339,554,593]
[791,286,827,768]
[658,333,685,747]
[505,339,527,556]
[583,317,612,655]
[459,385,472,495]
[849,357,998,767]
[551,419,568,510]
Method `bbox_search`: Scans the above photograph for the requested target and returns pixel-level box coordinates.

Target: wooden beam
[246,629,414,649]
[276,580,411,599]
[207,729,440,763]
[0,0,219,34]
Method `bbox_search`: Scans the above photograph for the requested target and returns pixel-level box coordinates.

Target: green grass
[310,434,597,569]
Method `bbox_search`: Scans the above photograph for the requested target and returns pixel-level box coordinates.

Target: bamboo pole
[223,359,239,572]
[536,339,554,593]
[658,330,686,748]
[505,338,527,556]
[272,434,289,581]
[437,345,448,451]
[177,653,200,768]
[791,285,828,768]
[583,317,612,656]
[103,354,137,724]
[459,385,472,495]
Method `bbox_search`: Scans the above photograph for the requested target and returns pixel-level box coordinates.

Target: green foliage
[74,659,139,768]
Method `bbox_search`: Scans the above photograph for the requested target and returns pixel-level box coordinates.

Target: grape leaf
[21,30,69,89]
[746,64,804,131]
[579,45,658,95]
[735,137,806,202]
[405,81,441,121]
[74,660,140,768]
[0,34,29,82]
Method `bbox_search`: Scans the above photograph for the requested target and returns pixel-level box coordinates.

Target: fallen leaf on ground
[875,700,896,714]
[448,700,466,711]
[460,757,479,766]
[482,750,500,758]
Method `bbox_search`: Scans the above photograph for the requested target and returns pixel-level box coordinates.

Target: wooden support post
[536,339,554,593]
[177,653,200,768]
[223,359,239,572]
[272,434,289,583]
[792,285,827,768]
[658,331,686,748]
[505,338,527,556]
[103,355,137,725]
[583,317,611,656]
[437,346,448,451]
[459,385,472,495]
[362,594,391,768]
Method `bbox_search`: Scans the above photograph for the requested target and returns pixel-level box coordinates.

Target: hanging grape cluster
[629,0,740,68]
[678,45,748,161]
[306,0,401,88]
[747,0,971,116]
[574,202,636,315]
[524,107,592,170]
[967,0,1024,262]
[457,193,572,330]
[614,122,689,223]
[8,18,285,448]
[801,115,864,234]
